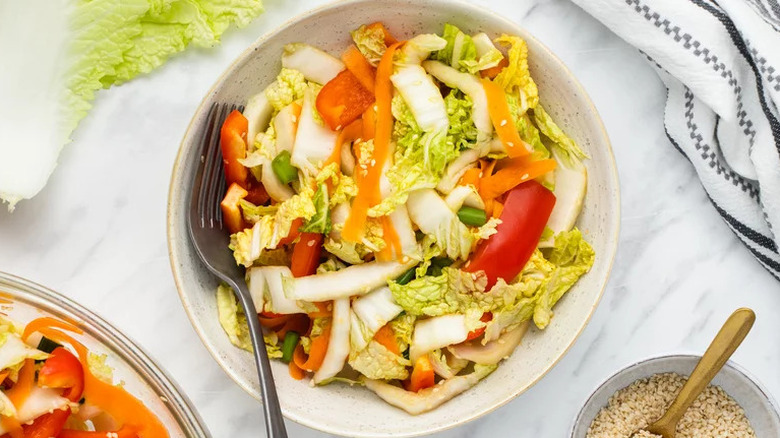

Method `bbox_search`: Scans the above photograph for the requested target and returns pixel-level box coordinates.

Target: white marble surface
[1,0,779,436]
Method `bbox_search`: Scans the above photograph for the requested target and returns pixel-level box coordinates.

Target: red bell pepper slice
[465,312,493,341]
[245,176,270,206]
[38,347,84,402]
[278,218,303,246]
[316,69,375,131]
[220,109,249,188]
[465,180,556,289]
[290,233,323,277]
[220,182,248,234]
[21,408,70,438]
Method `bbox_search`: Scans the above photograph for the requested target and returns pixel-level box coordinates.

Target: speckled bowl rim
[166,0,620,435]
[569,354,780,437]
[0,271,210,437]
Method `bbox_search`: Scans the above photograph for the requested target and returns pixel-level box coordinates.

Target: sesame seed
[291,116,297,123]
[307,239,316,247]
[587,373,756,438]
[521,173,529,180]
[507,142,514,147]
[500,119,507,126]
[370,159,376,166]
[336,125,342,130]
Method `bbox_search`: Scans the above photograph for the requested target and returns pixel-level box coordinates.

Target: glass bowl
[0,271,209,437]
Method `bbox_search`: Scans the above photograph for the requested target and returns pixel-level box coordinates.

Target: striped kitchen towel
[572,0,780,280]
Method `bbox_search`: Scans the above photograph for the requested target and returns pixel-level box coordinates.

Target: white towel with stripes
[572,0,780,280]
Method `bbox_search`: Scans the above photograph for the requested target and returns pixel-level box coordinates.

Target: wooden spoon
[631,308,755,438]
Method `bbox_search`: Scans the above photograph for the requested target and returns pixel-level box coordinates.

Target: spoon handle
[658,308,755,429]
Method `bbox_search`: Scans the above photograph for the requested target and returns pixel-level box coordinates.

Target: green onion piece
[281,331,300,363]
[395,268,416,285]
[457,206,488,227]
[427,257,454,277]
[272,150,298,185]
[37,336,62,354]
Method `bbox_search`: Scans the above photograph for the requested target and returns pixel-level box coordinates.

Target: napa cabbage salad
[0,315,167,436]
[215,22,593,414]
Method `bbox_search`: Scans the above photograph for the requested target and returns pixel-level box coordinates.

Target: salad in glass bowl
[215,21,594,414]
[0,313,166,437]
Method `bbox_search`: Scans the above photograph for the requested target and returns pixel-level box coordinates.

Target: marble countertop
[2,0,779,436]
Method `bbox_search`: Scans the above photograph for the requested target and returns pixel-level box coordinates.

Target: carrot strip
[479,158,557,201]
[326,119,363,172]
[458,167,482,189]
[362,105,376,141]
[22,317,83,341]
[342,42,403,243]
[308,301,332,318]
[482,78,530,158]
[275,314,310,339]
[0,370,8,384]
[298,324,331,372]
[293,344,308,369]
[259,314,291,330]
[0,416,22,438]
[492,200,504,218]
[481,57,509,79]
[376,216,402,262]
[342,45,376,92]
[6,359,35,408]
[373,324,399,355]
[288,359,306,380]
[479,159,497,177]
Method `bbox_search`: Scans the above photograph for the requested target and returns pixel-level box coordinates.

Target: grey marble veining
[1,0,779,436]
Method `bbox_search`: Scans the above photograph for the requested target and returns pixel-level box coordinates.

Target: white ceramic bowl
[167,0,620,436]
[0,272,209,437]
[571,355,780,437]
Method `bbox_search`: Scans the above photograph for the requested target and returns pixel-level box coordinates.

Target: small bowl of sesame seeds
[571,355,780,438]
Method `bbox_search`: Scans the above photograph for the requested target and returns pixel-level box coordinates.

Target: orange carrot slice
[480,57,509,79]
[479,158,557,201]
[342,42,403,242]
[482,78,530,158]
[288,359,306,380]
[373,324,399,355]
[405,356,435,392]
[342,45,376,92]
[366,22,398,45]
[297,324,331,372]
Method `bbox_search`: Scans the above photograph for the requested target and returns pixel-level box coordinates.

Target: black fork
[187,103,287,438]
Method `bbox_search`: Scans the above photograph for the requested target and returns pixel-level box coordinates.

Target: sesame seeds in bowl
[571,355,780,438]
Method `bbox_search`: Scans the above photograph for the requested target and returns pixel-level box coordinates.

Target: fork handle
[230,279,288,438]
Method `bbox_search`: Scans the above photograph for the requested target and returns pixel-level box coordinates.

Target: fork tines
[198,103,241,229]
